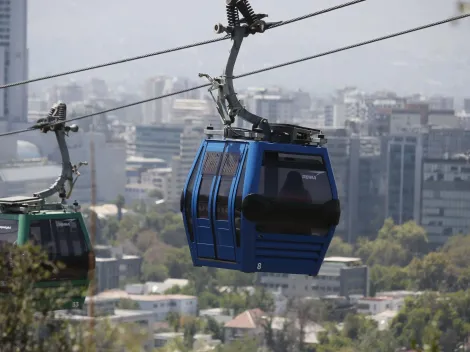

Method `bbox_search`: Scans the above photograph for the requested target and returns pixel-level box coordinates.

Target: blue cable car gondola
[180,0,341,276]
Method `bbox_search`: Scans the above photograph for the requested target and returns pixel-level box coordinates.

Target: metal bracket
[31,101,87,204]
[199,0,281,141]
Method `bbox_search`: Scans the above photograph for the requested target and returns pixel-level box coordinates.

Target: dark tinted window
[257,151,332,236]
[29,220,56,256]
[197,152,223,218]
[29,218,87,258]
[0,219,18,245]
[53,219,86,257]
[184,153,203,242]
[29,218,89,281]
[216,153,241,221]
[259,152,332,203]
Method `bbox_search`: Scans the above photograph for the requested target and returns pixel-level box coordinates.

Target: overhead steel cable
[235,12,470,79]
[0,0,366,90]
[0,12,468,138]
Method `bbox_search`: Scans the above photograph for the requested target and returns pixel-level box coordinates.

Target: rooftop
[97,289,196,302]
[126,155,165,164]
[324,256,362,263]
[224,309,264,329]
[359,296,395,302]
[88,203,129,219]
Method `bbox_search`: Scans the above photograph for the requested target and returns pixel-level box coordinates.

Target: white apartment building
[140,167,172,200]
[356,296,404,315]
[97,290,198,321]
[257,257,369,298]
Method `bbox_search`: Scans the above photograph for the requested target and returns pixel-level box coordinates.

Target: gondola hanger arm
[199,0,282,141]
[32,102,87,204]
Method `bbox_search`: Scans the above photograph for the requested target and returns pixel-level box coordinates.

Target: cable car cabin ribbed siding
[181,139,340,276]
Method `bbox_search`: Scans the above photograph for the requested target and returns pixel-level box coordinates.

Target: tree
[101,216,120,243]
[358,219,428,267]
[135,229,159,253]
[117,298,140,310]
[156,337,190,352]
[216,336,259,352]
[390,292,470,351]
[391,220,428,257]
[205,316,224,342]
[115,194,125,222]
[406,252,457,292]
[215,269,255,288]
[141,261,169,282]
[182,316,198,349]
[166,312,182,332]
[160,221,187,248]
[164,247,194,279]
[326,237,354,257]
[291,299,325,351]
[0,243,147,351]
[342,313,377,341]
[246,287,275,313]
[261,313,298,352]
[148,188,164,199]
[355,238,408,267]
[442,234,470,269]
[116,214,142,242]
[369,265,410,295]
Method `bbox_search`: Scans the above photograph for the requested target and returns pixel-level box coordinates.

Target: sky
[27,0,470,97]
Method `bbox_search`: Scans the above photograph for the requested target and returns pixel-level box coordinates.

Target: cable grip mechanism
[200,0,281,141]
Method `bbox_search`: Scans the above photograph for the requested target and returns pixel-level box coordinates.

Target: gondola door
[193,141,246,262]
[211,142,246,262]
[193,142,226,259]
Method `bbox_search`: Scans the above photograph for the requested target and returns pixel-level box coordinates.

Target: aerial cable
[235,12,470,79]
[0,12,468,138]
[0,0,365,90]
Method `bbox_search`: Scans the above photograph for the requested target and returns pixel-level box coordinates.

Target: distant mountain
[28,0,470,97]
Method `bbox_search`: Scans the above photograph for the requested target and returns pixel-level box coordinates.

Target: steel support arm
[33,102,86,203]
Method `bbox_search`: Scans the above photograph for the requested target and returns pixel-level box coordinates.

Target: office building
[385,134,423,225]
[423,127,470,159]
[464,98,470,114]
[0,0,28,131]
[256,257,369,299]
[421,155,470,248]
[129,124,184,163]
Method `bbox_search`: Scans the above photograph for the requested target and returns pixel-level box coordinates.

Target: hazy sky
[28,0,470,97]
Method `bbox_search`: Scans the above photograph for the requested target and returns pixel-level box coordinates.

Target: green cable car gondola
[0,102,95,310]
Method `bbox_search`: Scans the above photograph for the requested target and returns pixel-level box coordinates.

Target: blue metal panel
[238,141,261,272]
[192,141,226,259]
[246,142,340,276]
[212,142,246,262]
[181,140,206,265]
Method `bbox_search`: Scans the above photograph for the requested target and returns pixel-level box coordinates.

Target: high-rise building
[142,76,168,125]
[464,98,470,114]
[0,0,28,129]
[384,134,423,225]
